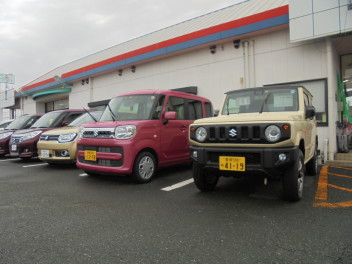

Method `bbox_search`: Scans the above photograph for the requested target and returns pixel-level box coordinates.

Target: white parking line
[0,158,21,162]
[79,173,88,177]
[22,163,47,168]
[161,178,194,192]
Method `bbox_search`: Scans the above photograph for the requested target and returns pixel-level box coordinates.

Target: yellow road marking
[329,166,352,171]
[313,165,352,208]
[328,184,352,193]
[313,201,352,208]
[314,165,328,201]
[329,173,352,180]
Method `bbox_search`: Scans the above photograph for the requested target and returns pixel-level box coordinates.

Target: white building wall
[23,28,332,153]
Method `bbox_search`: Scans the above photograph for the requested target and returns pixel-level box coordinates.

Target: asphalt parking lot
[0,158,351,264]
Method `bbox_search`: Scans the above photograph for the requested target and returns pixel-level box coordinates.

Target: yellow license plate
[219,156,245,171]
[84,150,97,161]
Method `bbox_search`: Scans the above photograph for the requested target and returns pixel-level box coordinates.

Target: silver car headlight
[58,133,77,143]
[22,130,43,141]
[195,127,207,142]
[115,125,136,139]
[0,132,13,139]
[265,125,281,142]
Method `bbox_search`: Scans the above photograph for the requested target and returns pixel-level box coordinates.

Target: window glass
[31,112,62,128]
[69,111,102,126]
[45,98,69,113]
[6,115,40,130]
[205,102,213,117]
[100,95,157,121]
[65,113,83,124]
[266,79,327,126]
[188,100,203,120]
[223,87,298,114]
[166,97,186,120]
[152,95,165,120]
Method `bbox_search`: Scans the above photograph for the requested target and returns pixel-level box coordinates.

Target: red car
[9,109,85,160]
[76,89,213,183]
[0,114,42,157]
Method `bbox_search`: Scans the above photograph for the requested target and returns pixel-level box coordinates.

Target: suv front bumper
[190,145,300,176]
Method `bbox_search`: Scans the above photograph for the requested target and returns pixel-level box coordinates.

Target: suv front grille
[193,124,290,144]
[40,135,60,141]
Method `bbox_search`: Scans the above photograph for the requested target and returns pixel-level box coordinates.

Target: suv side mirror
[305,106,316,119]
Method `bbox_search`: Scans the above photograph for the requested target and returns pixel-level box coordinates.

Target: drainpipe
[250,40,256,88]
[89,77,93,103]
[326,38,338,161]
[243,41,250,88]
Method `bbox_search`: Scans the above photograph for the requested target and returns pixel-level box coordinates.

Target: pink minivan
[76,89,213,183]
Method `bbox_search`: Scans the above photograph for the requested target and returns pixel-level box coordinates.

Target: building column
[326,38,338,160]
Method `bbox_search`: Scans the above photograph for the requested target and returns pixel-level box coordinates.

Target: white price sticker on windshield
[274,94,293,107]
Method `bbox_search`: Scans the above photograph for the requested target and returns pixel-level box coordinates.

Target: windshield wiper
[83,107,98,122]
[107,104,117,121]
[259,92,271,113]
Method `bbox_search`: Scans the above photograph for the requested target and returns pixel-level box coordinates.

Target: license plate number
[41,150,50,158]
[11,145,17,151]
[84,150,97,161]
[219,156,245,171]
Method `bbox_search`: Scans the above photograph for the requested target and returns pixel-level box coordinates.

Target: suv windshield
[222,87,299,115]
[68,111,102,127]
[6,115,40,130]
[31,112,62,128]
[100,95,158,121]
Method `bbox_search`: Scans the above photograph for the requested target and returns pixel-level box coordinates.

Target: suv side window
[166,97,186,120]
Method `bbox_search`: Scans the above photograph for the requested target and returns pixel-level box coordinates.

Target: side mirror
[306,106,316,119]
[61,121,69,127]
[164,111,177,120]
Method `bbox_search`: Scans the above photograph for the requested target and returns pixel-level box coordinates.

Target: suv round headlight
[195,127,207,142]
[265,125,281,142]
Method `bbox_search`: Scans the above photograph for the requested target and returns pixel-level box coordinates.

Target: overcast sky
[0,0,244,89]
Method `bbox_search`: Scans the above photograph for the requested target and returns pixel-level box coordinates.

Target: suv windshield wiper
[259,92,271,113]
[107,104,117,121]
[83,107,98,122]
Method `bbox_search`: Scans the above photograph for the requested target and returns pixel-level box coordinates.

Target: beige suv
[189,86,318,201]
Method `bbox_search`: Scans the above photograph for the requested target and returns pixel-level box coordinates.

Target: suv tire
[193,163,219,192]
[133,151,156,183]
[282,150,305,202]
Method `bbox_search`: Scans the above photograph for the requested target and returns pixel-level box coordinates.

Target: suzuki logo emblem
[93,129,99,137]
[229,128,237,137]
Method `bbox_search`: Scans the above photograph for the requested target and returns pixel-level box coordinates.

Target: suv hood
[194,112,304,124]
[12,127,52,135]
[41,126,79,135]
